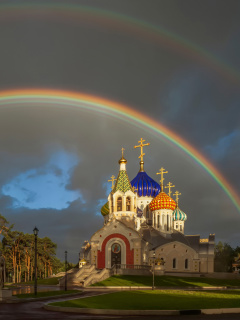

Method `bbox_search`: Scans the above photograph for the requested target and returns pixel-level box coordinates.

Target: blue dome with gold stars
[131,171,161,197]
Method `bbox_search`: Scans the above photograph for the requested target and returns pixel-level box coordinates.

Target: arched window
[185,259,188,269]
[158,215,160,228]
[167,215,169,231]
[176,224,178,229]
[117,197,122,211]
[126,197,131,211]
[146,205,149,219]
[180,225,183,231]
[173,258,176,269]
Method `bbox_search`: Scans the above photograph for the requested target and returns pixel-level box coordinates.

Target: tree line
[0,214,64,283]
[214,241,240,272]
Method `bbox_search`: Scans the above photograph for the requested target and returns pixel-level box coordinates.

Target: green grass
[9,277,61,286]
[91,275,240,287]
[50,290,240,310]
[14,290,80,299]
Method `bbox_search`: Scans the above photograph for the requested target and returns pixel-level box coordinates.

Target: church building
[81,138,215,274]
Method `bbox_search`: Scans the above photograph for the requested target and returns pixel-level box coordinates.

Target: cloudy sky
[0,0,239,262]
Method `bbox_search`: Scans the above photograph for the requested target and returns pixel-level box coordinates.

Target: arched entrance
[111,243,121,266]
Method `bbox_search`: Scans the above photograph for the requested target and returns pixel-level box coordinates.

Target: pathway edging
[44,304,240,315]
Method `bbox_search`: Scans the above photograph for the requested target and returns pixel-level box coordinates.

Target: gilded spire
[173,190,181,207]
[118,147,127,166]
[165,182,175,197]
[134,138,150,172]
[108,175,117,190]
[156,167,168,191]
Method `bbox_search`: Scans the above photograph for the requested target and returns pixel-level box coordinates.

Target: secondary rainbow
[0,3,239,86]
[0,89,239,213]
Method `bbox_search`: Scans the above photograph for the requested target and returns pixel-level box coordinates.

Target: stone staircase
[59,264,114,287]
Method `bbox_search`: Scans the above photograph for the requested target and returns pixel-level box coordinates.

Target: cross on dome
[156,167,168,190]
[173,190,181,206]
[165,182,175,197]
[108,175,117,190]
[134,138,150,172]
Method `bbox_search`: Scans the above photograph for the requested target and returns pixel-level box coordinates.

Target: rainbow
[0,3,239,86]
[0,88,239,213]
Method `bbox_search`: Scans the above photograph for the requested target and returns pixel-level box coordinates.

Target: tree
[214,241,235,272]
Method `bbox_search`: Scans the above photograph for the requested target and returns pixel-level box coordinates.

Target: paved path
[1,290,240,320]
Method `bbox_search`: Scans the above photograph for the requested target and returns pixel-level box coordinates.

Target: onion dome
[149,192,176,211]
[131,172,161,197]
[172,207,187,221]
[101,202,109,216]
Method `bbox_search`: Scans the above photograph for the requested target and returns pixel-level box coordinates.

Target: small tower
[149,168,176,234]
[106,149,137,228]
[172,191,187,234]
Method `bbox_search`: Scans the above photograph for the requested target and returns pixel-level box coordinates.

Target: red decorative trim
[97,233,134,269]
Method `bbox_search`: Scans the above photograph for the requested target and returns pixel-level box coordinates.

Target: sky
[0,0,239,263]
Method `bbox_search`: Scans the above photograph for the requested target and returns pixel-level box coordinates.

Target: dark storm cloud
[0,0,239,260]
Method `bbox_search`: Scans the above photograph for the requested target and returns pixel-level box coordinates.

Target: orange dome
[149,192,176,211]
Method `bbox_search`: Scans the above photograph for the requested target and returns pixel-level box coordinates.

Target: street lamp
[65,251,68,291]
[33,226,39,296]
[152,251,155,290]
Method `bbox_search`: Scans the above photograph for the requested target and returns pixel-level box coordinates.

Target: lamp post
[33,226,39,296]
[152,251,155,290]
[65,251,68,291]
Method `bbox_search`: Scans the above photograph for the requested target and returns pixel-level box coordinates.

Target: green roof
[113,170,133,193]
[101,202,109,216]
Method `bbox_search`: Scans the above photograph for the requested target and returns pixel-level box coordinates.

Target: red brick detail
[97,233,134,269]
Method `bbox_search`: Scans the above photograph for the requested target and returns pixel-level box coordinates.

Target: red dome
[149,192,176,211]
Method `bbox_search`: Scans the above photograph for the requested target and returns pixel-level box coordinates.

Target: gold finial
[119,147,127,165]
[173,191,181,206]
[134,138,150,172]
[165,182,175,197]
[156,167,168,190]
[108,175,117,190]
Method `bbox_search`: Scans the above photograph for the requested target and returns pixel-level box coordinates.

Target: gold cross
[133,186,138,193]
[165,182,175,197]
[121,147,125,157]
[173,191,181,205]
[108,175,117,190]
[156,167,168,188]
[134,138,150,161]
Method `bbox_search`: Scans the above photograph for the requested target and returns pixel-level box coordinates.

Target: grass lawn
[50,290,240,310]
[91,275,240,287]
[8,277,61,286]
[14,290,80,299]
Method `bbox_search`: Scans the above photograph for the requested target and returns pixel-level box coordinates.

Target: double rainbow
[0,89,239,213]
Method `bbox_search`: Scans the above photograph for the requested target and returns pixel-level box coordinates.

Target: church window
[126,197,131,211]
[176,224,178,229]
[185,259,188,269]
[146,205,149,218]
[167,215,169,231]
[173,258,176,269]
[117,197,122,211]
[180,225,183,231]
[157,215,160,228]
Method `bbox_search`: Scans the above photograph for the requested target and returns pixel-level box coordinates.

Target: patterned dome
[101,202,109,216]
[172,207,187,221]
[131,172,161,197]
[149,192,176,211]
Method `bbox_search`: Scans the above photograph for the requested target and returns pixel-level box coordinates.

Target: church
[80,138,215,274]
